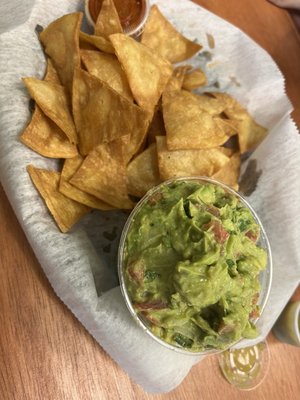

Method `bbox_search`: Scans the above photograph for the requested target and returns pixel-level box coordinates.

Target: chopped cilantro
[226,259,235,268]
[238,219,251,232]
[173,333,193,348]
[144,270,160,282]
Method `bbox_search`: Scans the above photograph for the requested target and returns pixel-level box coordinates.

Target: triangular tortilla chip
[21,59,77,158]
[127,143,161,198]
[94,0,122,37]
[218,147,235,157]
[236,118,267,154]
[147,108,166,145]
[163,90,230,150]
[44,58,61,85]
[141,5,202,63]
[79,31,115,53]
[216,118,238,138]
[23,78,77,144]
[81,50,133,101]
[70,137,134,209]
[110,33,173,111]
[212,152,241,190]
[156,136,230,180]
[210,92,238,110]
[194,92,227,115]
[59,155,114,210]
[182,68,207,91]
[211,92,268,153]
[27,165,90,233]
[72,68,150,156]
[39,13,82,94]
[165,66,192,92]
[21,106,77,158]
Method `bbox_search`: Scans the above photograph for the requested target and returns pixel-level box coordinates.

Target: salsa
[88,0,146,32]
[123,180,267,352]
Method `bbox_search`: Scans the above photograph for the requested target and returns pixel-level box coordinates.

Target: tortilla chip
[218,147,235,157]
[165,66,192,92]
[59,155,114,210]
[127,143,161,198]
[23,78,77,144]
[21,57,77,158]
[94,0,122,37]
[210,92,238,109]
[147,108,166,145]
[236,117,268,154]
[216,118,238,138]
[81,50,133,101]
[27,165,90,233]
[110,33,173,111]
[194,92,227,115]
[163,90,230,150]
[21,106,77,158]
[72,67,150,156]
[156,136,230,180]
[39,13,82,94]
[44,58,61,85]
[182,68,207,91]
[79,31,115,53]
[141,5,202,63]
[211,92,268,153]
[70,137,134,209]
[212,152,241,190]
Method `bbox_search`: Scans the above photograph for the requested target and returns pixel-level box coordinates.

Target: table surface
[1,0,300,399]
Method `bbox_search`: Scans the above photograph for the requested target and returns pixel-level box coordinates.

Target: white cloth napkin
[0,0,300,393]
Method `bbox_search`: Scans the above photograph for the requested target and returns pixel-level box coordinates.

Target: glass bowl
[118,177,272,355]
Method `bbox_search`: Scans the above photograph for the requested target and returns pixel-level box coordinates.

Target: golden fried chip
[72,68,150,156]
[21,106,77,158]
[81,50,133,101]
[194,92,227,115]
[59,155,114,210]
[39,13,82,94]
[70,137,134,209]
[218,147,235,157]
[141,5,202,63]
[211,92,268,153]
[23,78,77,144]
[79,31,115,53]
[21,57,76,158]
[216,118,238,138]
[165,66,192,92]
[236,118,268,154]
[44,59,61,85]
[182,68,207,91]
[94,0,122,37]
[210,92,237,109]
[212,152,241,190]
[156,136,230,180]
[27,165,90,233]
[110,33,173,111]
[147,108,165,145]
[127,143,161,198]
[163,90,230,150]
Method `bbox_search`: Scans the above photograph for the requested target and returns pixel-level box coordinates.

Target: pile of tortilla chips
[21,1,267,233]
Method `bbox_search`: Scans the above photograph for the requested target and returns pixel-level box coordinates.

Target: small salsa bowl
[85,0,150,37]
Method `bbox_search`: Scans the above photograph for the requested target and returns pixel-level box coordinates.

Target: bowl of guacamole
[118,177,272,354]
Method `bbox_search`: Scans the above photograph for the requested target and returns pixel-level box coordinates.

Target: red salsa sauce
[88,0,146,31]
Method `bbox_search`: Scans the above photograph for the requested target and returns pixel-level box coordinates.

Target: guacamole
[123,180,267,352]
